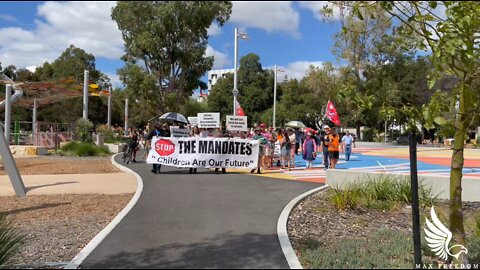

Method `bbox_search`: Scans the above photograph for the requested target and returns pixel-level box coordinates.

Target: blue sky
[0,1,344,94]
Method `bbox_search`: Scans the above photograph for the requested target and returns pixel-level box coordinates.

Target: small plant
[299,228,424,269]
[329,174,437,211]
[475,217,480,238]
[60,142,110,157]
[468,236,480,264]
[0,214,24,267]
[75,118,94,143]
[96,124,117,143]
[330,185,361,211]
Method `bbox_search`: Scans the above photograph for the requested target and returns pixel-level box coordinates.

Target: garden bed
[288,182,480,268]
[0,157,119,175]
[1,194,133,268]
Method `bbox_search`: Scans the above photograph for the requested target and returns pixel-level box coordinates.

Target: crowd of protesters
[128,120,356,175]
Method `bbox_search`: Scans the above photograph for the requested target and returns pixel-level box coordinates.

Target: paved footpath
[81,155,320,269]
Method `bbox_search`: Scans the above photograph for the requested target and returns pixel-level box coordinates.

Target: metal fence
[1,121,75,150]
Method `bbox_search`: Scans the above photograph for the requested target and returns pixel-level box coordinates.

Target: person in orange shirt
[324,127,341,169]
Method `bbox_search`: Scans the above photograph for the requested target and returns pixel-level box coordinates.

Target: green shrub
[330,186,362,211]
[60,142,110,157]
[476,217,480,238]
[75,118,94,143]
[61,141,78,152]
[96,124,118,143]
[469,236,480,264]
[0,214,24,267]
[329,175,437,211]
[362,128,375,142]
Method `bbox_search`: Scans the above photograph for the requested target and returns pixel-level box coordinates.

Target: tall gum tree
[111,1,232,113]
[352,1,480,264]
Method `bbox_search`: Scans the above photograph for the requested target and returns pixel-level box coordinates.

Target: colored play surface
[235,146,480,184]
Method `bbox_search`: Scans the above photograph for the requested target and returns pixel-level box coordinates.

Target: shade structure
[285,121,306,128]
[0,75,109,108]
[159,112,189,124]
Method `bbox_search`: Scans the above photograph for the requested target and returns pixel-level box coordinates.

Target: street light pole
[385,120,388,143]
[233,28,238,116]
[273,66,284,129]
[4,84,11,143]
[274,65,277,129]
[107,86,112,128]
[233,28,248,117]
[83,70,89,120]
[33,99,37,145]
[124,98,129,136]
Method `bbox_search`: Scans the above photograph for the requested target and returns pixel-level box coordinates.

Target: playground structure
[0,71,112,197]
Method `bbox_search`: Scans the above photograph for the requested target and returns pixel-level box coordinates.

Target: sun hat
[323,125,331,130]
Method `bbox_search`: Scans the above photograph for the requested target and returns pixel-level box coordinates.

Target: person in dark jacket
[147,123,169,174]
[320,126,331,170]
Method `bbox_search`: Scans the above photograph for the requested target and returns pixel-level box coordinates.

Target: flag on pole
[235,100,245,116]
[324,100,341,126]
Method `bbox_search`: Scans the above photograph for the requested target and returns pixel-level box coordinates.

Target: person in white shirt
[341,131,355,161]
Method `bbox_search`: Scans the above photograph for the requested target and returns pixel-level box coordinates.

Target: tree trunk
[356,125,361,141]
[449,83,468,264]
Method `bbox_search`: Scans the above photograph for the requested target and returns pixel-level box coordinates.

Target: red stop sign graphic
[155,139,175,156]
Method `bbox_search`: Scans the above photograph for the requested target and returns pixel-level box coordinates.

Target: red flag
[324,100,341,126]
[235,100,245,116]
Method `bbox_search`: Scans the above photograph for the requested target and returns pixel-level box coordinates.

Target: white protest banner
[197,113,220,128]
[226,115,248,132]
[274,142,281,157]
[170,126,190,138]
[147,137,259,169]
[188,117,198,126]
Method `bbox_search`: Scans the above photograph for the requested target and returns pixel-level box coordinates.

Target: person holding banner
[214,128,227,174]
[251,127,267,174]
[191,126,201,137]
[147,123,167,174]
[189,126,202,174]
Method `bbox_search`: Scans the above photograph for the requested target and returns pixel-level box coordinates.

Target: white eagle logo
[424,207,468,261]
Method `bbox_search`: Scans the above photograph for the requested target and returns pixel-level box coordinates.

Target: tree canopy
[112,1,232,114]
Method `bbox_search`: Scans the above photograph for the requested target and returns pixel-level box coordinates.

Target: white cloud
[0,1,123,68]
[271,61,325,80]
[231,1,301,39]
[0,13,17,23]
[205,45,230,69]
[207,23,222,36]
[298,1,346,21]
[105,72,122,89]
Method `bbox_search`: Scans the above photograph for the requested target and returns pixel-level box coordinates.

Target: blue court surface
[288,151,480,177]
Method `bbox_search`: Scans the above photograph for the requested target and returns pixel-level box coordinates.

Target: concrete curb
[64,154,144,269]
[277,185,330,269]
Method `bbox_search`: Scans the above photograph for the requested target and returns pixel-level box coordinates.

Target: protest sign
[147,137,259,169]
[188,117,198,126]
[170,126,190,138]
[274,142,281,157]
[226,116,248,132]
[197,113,220,128]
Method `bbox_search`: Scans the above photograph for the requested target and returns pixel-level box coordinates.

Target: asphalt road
[81,155,320,269]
